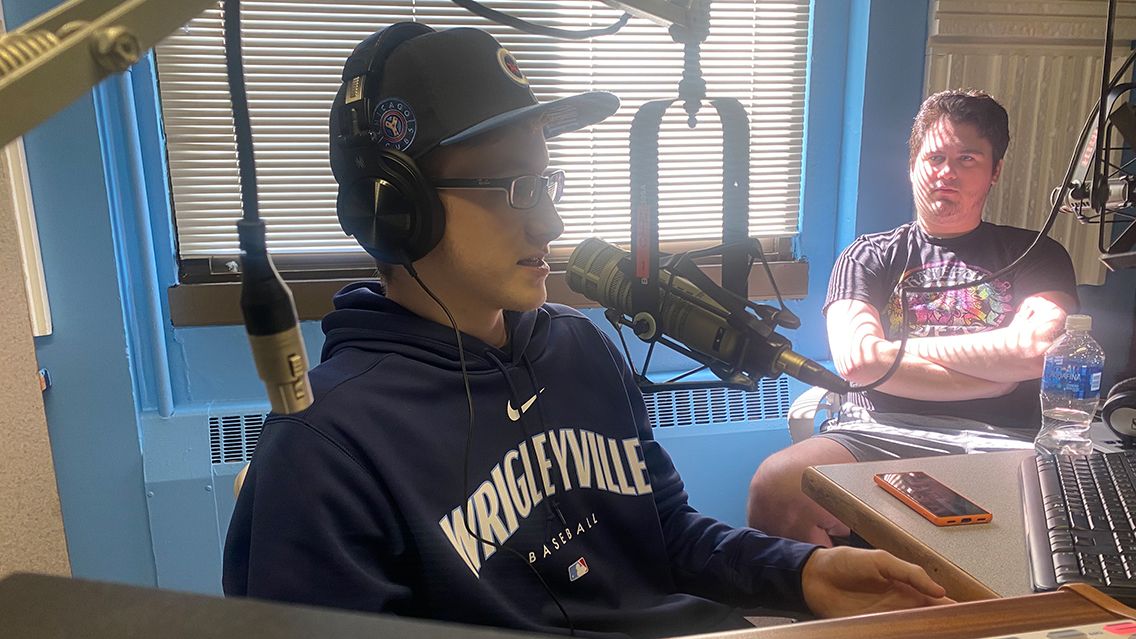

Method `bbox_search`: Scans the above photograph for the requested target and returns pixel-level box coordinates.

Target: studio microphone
[566,238,851,394]
[1058,101,1136,217]
[1059,176,1135,217]
[225,2,311,416]
[238,219,314,415]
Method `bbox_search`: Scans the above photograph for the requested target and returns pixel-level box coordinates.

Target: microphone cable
[223,0,312,414]
[451,0,630,40]
[406,265,576,636]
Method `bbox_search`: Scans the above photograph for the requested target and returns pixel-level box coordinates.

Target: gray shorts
[815,403,1035,462]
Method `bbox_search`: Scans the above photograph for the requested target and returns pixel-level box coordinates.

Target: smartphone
[873,471,992,526]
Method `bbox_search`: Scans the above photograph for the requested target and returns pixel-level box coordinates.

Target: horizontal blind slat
[156,0,808,260]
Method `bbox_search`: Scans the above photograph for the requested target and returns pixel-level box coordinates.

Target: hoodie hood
[320,281,545,372]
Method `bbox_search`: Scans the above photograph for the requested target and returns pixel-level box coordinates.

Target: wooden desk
[716,586,1135,639]
[802,449,1036,602]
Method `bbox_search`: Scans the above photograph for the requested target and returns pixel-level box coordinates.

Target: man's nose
[527,198,564,244]
[937,160,957,179]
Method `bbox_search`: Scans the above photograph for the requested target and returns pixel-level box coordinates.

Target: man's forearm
[845,336,1019,401]
[904,327,1045,383]
[901,290,1072,383]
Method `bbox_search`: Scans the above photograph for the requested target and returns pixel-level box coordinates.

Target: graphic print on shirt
[437,428,652,578]
[884,260,1013,337]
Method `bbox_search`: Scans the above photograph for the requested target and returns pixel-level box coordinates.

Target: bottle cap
[1065,314,1092,331]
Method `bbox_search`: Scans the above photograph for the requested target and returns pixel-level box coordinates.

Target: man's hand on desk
[802,547,955,617]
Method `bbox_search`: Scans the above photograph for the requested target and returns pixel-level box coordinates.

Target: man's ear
[991,159,1004,185]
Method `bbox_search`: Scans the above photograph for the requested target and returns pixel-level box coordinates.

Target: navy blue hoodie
[223,282,819,638]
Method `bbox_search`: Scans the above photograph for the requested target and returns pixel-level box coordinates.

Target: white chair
[787,386,840,443]
[234,464,250,497]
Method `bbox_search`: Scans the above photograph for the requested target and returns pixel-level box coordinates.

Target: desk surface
[4,573,1132,639]
[0,573,553,639]
[803,449,1036,601]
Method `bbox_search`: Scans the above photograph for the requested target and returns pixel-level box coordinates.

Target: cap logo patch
[373,98,417,152]
[497,48,528,86]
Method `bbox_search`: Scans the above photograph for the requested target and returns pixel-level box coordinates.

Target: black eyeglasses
[433,169,565,210]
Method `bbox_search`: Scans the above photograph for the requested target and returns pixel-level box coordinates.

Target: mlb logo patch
[568,557,589,582]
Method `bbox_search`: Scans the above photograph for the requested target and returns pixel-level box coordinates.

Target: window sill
[168,260,808,327]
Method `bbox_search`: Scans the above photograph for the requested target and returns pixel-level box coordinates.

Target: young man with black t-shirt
[747,90,1078,546]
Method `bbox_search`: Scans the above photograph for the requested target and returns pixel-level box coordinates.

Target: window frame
[168,247,807,326]
[156,1,813,325]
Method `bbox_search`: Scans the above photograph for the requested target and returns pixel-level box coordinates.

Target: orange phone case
[873,472,993,527]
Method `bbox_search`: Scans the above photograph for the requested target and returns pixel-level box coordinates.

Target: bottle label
[1042,357,1103,399]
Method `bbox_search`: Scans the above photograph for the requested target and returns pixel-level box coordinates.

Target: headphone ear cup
[335,150,444,265]
[375,150,445,264]
[1102,377,1136,439]
[336,176,415,264]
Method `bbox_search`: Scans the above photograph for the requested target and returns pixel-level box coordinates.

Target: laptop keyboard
[1022,451,1136,601]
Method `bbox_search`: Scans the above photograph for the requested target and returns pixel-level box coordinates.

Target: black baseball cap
[329,23,619,174]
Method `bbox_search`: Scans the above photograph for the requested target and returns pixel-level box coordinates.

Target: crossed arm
[826,292,1075,402]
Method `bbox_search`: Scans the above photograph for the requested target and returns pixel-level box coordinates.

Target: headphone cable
[405,264,576,636]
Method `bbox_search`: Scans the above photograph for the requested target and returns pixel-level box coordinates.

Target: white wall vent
[643,377,791,428]
[209,413,264,464]
[207,378,790,464]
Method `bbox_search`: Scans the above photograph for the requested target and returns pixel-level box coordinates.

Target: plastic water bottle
[1034,314,1105,455]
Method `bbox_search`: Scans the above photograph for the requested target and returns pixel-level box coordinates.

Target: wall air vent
[209,413,265,464]
[207,377,791,464]
[643,377,791,428]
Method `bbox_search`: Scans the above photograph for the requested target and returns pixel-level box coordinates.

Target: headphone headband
[331,22,444,266]
[336,22,435,148]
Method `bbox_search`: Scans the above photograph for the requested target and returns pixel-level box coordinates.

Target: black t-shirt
[823,221,1078,432]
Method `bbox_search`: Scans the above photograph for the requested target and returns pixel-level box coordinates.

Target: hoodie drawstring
[519,353,569,526]
[485,351,568,528]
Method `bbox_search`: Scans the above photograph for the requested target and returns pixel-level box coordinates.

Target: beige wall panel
[0,148,70,578]
[927,0,1136,284]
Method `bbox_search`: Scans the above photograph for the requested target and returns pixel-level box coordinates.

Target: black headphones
[331,23,445,266]
[1104,376,1136,438]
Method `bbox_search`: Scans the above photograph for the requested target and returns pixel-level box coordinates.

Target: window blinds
[154,0,809,272]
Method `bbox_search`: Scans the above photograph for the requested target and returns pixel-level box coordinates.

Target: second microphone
[565,238,851,394]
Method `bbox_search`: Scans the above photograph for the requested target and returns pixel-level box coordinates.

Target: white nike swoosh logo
[507,388,546,422]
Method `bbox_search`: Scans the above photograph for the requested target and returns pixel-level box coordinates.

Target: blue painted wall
[4,0,947,592]
[3,0,156,586]
[793,0,931,361]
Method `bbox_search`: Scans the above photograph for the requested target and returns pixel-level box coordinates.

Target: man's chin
[920,203,958,219]
[503,289,548,313]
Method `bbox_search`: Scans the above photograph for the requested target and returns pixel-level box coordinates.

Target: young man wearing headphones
[223,23,952,637]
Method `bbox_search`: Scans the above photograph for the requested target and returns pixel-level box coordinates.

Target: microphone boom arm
[0,0,217,149]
